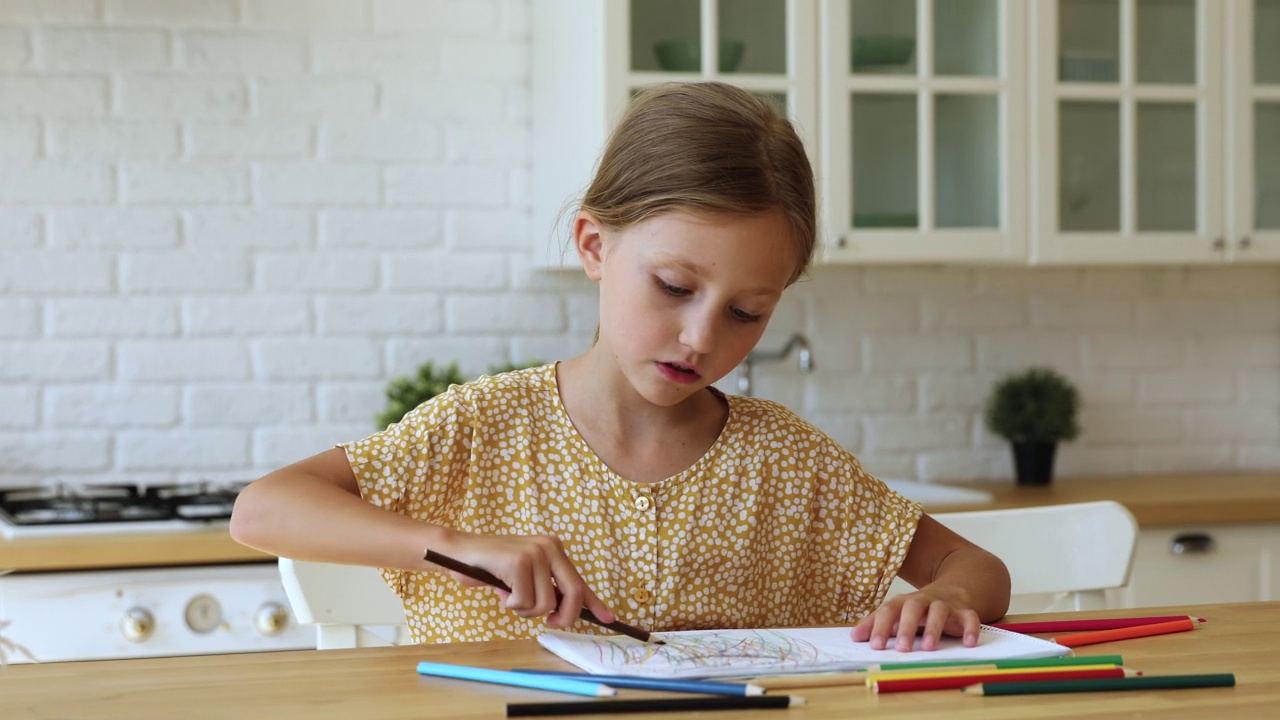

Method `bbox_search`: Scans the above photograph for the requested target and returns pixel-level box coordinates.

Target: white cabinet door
[1032,0,1227,264]
[1112,524,1272,608]
[531,0,817,270]
[819,0,1029,263]
[1226,0,1280,261]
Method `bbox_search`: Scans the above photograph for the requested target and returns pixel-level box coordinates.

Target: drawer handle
[1170,533,1216,555]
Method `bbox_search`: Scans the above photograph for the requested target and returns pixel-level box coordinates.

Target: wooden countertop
[0,526,272,573]
[1,601,1275,719]
[3,472,1277,573]
[927,472,1280,525]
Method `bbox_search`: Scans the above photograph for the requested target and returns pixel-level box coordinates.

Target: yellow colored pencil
[864,663,1120,686]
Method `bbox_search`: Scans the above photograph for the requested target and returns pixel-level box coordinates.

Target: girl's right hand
[434,533,616,630]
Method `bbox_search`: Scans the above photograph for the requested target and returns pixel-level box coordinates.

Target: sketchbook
[537,625,1069,679]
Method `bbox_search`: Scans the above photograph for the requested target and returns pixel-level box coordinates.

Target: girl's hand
[433,533,617,630]
[850,588,981,651]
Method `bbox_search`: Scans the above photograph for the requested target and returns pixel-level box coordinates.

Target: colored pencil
[506,695,805,716]
[424,549,660,644]
[415,662,615,697]
[991,615,1204,634]
[511,669,765,697]
[1052,617,1200,648]
[870,654,1124,672]
[876,667,1137,693]
[865,663,1120,685]
[963,673,1236,696]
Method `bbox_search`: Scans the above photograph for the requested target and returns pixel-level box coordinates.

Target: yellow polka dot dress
[342,364,922,644]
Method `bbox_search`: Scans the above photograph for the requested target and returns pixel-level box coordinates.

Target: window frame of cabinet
[532,0,1280,267]
[1227,0,1280,261]
[818,0,1030,264]
[530,0,818,271]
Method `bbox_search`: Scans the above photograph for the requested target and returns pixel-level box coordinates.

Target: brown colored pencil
[424,549,662,644]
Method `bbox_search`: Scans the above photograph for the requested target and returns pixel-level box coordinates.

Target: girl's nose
[679,308,718,354]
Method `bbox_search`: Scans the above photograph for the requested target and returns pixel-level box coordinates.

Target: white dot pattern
[342,364,922,644]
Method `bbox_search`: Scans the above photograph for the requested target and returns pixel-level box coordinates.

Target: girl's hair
[579,82,817,285]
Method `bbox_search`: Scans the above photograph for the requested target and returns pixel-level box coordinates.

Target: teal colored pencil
[416,662,616,697]
[963,673,1236,696]
[873,654,1123,671]
[512,668,766,696]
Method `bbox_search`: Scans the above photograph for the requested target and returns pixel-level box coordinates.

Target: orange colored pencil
[874,667,1138,694]
[1053,617,1201,648]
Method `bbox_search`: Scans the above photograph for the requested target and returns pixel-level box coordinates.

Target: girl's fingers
[893,600,925,652]
[919,600,951,651]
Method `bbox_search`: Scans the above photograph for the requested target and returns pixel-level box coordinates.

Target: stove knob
[121,607,155,643]
[184,594,223,634]
[254,602,289,636]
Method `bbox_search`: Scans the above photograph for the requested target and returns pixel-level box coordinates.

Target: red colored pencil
[991,615,1204,634]
[874,667,1137,694]
[1052,617,1201,648]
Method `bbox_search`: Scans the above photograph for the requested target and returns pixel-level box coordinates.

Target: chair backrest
[888,500,1139,613]
[278,558,408,649]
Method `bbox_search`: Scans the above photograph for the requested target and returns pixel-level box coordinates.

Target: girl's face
[577,208,797,407]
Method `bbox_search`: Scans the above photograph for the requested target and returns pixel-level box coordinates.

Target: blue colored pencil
[513,668,766,697]
[416,662,616,697]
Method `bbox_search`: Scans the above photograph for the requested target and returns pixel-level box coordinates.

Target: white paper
[537,625,1069,679]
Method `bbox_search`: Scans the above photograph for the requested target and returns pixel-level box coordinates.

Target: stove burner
[0,482,245,528]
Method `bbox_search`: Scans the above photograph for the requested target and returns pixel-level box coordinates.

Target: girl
[230,82,1010,652]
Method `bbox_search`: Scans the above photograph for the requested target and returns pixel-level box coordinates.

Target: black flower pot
[1012,441,1057,486]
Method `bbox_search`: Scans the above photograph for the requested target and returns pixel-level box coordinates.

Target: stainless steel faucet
[736,332,814,396]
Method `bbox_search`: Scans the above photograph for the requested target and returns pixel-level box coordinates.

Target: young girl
[230,82,1010,652]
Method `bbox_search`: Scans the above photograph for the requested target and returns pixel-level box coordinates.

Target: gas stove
[0,482,241,538]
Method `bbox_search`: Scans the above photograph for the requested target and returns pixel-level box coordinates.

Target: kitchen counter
[926,472,1280,525]
[3,472,1277,573]
[0,527,272,573]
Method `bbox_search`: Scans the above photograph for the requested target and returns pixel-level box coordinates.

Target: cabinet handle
[1239,236,1252,250]
[1211,237,1225,251]
[1169,532,1216,555]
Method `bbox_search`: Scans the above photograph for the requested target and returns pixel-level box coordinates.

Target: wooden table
[2,602,1277,719]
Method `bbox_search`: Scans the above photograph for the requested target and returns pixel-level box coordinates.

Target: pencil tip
[788,695,807,707]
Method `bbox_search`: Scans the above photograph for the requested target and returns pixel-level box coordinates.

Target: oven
[0,484,315,664]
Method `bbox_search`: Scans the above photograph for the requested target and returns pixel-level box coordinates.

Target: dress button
[631,588,652,604]
[634,495,652,512]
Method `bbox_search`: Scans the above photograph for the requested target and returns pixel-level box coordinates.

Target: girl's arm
[850,513,1011,651]
[229,447,614,629]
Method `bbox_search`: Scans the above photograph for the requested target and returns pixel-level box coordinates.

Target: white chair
[278,558,409,649]
[888,500,1139,614]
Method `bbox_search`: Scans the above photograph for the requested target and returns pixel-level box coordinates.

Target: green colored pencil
[873,654,1123,672]
[963,673,1236,696]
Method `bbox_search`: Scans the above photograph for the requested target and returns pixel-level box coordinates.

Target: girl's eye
[732,308,762,324]
[657,278,690,296]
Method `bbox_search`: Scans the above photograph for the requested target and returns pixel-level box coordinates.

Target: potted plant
[983,367,1081,486]
[376,360,543,428]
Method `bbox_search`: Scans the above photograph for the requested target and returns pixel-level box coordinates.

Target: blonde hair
[579,82,817,285]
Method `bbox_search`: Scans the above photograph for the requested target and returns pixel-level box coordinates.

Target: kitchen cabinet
[530,0,817,270]
[1108,522,1280,608]
[532,0,1280,266]
[819,0,1029,263]
[1032,0,1280,264]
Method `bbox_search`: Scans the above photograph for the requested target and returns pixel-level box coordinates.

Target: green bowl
[852,35,915,69]
[653,39,746,72]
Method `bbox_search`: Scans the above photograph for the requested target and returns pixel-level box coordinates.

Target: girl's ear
[573,211,606,281]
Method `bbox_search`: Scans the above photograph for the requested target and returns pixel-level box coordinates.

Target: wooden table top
[1,602,1276,719]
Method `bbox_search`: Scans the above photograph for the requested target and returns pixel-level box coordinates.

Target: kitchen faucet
[736,332,814,396]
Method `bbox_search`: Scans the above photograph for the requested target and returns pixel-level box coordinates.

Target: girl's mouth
[657,361,701,384]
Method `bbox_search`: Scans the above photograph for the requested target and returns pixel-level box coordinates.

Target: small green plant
[376,360,543,428]
[984,367,1081,444]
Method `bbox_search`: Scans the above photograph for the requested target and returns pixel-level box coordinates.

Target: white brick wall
[0,1,1277,491]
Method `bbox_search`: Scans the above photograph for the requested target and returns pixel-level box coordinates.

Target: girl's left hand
[850,589,981,651]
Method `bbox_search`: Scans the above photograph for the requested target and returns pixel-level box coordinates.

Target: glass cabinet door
[1227,0,1280,260]
[626,1,817,162]
[1034,0,1224,263]
[822,0,1027,262]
